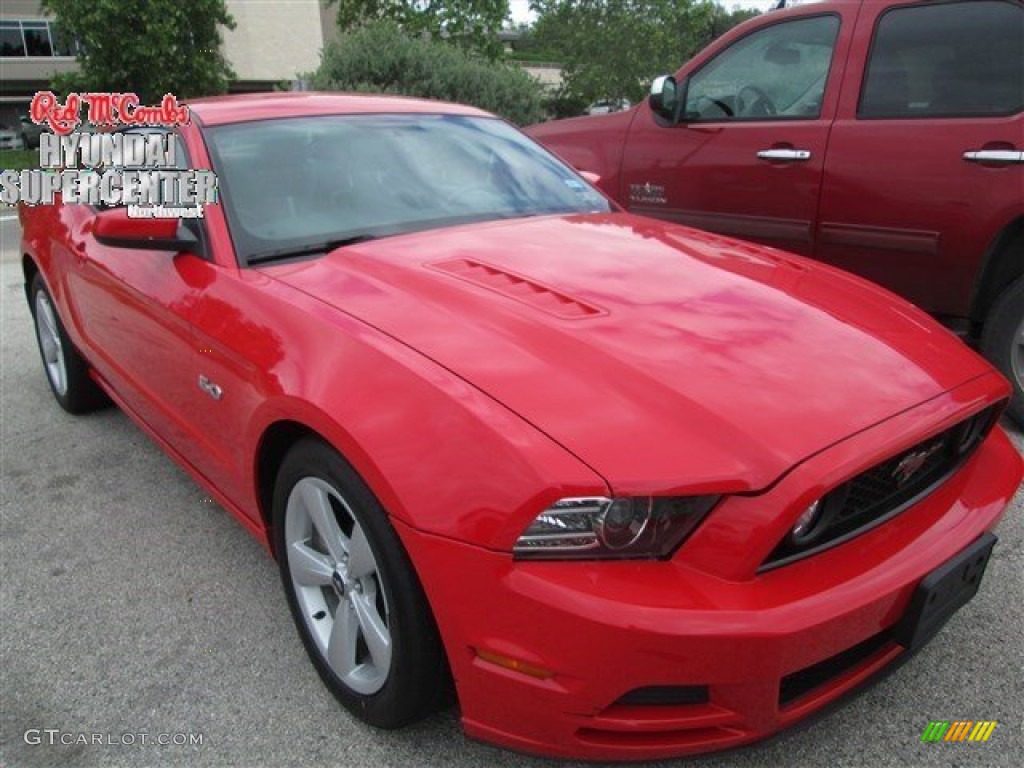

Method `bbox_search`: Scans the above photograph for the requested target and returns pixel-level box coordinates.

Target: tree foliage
[531,1,759,110]
[329,1,510,59]
[307,21,545,125]
[41,0,236,102]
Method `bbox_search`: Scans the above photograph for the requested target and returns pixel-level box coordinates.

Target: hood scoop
[430,258,604,320]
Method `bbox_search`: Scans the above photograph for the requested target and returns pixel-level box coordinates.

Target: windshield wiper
[246,234,377,265]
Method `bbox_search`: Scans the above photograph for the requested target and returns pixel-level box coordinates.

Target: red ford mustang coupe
[20,94,1022,760]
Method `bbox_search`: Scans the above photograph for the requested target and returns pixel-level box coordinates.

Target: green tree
[329,1,510,60]
[307,21,545,125]
[531,1,720,108]
[698,5,760,49]
[41,0,236,102]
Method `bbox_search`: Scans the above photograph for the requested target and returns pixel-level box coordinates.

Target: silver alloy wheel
[285,476,392,695]
[1013,315,1024,391]
[34,291,67,397]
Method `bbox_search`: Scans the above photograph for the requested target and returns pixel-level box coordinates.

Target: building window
[0,21,25,56]
[22,22,53,56]
[0,19,77,58]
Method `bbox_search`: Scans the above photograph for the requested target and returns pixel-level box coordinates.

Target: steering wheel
[737,85,777,118]
[706,97,734,117]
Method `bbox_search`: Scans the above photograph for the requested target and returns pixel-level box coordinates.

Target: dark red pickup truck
[526,0,1024,419]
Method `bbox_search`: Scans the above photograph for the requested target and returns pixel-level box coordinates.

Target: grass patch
[1,149,38,171]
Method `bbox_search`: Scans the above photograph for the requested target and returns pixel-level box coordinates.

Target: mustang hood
[268,213,992,493]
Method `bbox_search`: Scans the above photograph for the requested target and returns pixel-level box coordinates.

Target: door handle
[963,149,1024,165]
[757,149,812,161]
[70,240,87,266]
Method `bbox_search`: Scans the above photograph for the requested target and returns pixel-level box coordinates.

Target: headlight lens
[514,495,719,560]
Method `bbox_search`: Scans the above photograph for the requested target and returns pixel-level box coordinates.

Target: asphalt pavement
[1,216,1022,767]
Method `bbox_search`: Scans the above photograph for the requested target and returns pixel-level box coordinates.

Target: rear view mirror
[92,207,200,253]
[649,75,679,121]
[765,43,801,66]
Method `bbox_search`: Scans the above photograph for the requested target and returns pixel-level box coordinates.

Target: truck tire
[982,276,1024,425]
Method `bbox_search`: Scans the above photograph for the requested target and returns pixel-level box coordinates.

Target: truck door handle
[756,149,811,161]
[963,149,1024,165]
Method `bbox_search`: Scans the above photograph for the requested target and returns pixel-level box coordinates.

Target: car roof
[188,92,492,126]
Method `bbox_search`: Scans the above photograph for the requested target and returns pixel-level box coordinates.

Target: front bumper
[397,381,1022,760]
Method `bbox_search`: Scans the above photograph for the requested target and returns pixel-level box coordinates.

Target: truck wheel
[982,276,1024,425]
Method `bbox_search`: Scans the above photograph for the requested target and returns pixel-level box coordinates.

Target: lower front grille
[779,630,894,707]
[763,405,1000,570]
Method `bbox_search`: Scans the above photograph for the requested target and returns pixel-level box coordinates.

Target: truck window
[684,15,840,121]
[859,1,1023,119]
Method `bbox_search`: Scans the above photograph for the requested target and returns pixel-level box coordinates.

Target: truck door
[620,8,856,256]
[814,0,1023,317]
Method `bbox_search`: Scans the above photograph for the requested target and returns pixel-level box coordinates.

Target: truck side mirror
[649,75,679,121]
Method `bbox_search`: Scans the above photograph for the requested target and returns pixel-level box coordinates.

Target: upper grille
[762,405,1000,570]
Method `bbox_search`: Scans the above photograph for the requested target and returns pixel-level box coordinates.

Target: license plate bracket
[893,532,996,652]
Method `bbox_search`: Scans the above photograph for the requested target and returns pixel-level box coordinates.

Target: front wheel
[982,276,1024,424]
[272,438,450,728]
[29,274,107,413]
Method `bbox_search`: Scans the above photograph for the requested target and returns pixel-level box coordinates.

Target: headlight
[513,496,720,560]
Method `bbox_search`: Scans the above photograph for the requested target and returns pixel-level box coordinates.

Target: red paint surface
[19,91,1022,760]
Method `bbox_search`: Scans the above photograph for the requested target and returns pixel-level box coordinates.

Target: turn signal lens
[514,496,719,560]
[475,649,554,680]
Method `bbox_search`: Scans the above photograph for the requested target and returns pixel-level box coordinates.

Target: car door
[65,129,205,454]
[814,0,1023,317]
[620,8,856,256]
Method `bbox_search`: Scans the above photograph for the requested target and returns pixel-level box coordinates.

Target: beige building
[0,0,338,131]
[1,1,562,134]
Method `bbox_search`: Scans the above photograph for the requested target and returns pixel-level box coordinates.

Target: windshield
[205,114,611,264]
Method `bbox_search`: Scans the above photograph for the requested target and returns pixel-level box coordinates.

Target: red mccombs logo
[29,91,191,135]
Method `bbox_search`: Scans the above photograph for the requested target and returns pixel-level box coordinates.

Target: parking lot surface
[2,219,1021,767]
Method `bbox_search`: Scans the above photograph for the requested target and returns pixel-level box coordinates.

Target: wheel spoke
[347,525,375,580]
[351,591,391,671]
[326,601,359,678]
[289,541,334,586]
[301,482,346,563]
[35,295,68,396]
[39,300,57,339]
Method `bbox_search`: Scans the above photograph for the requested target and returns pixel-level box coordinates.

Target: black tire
[29,274,108,414]
[981,275,1024,425]
[272,437,451,728]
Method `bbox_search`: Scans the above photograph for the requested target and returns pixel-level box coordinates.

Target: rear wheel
[982,276,1024,424]
[29,274,107,413]
[272,438,450,728]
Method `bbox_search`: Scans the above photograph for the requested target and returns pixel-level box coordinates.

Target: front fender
[242,292,608,550]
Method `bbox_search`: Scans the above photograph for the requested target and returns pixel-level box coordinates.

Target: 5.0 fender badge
[629,182,667,205]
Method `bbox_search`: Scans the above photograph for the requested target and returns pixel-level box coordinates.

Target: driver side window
[685,15,840,121]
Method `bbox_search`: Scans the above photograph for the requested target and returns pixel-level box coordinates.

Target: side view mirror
[578,170,601,186]
[649,75,679,121]
[92,207,200,253]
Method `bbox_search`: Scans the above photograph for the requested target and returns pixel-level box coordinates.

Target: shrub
[307,22,546,126]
